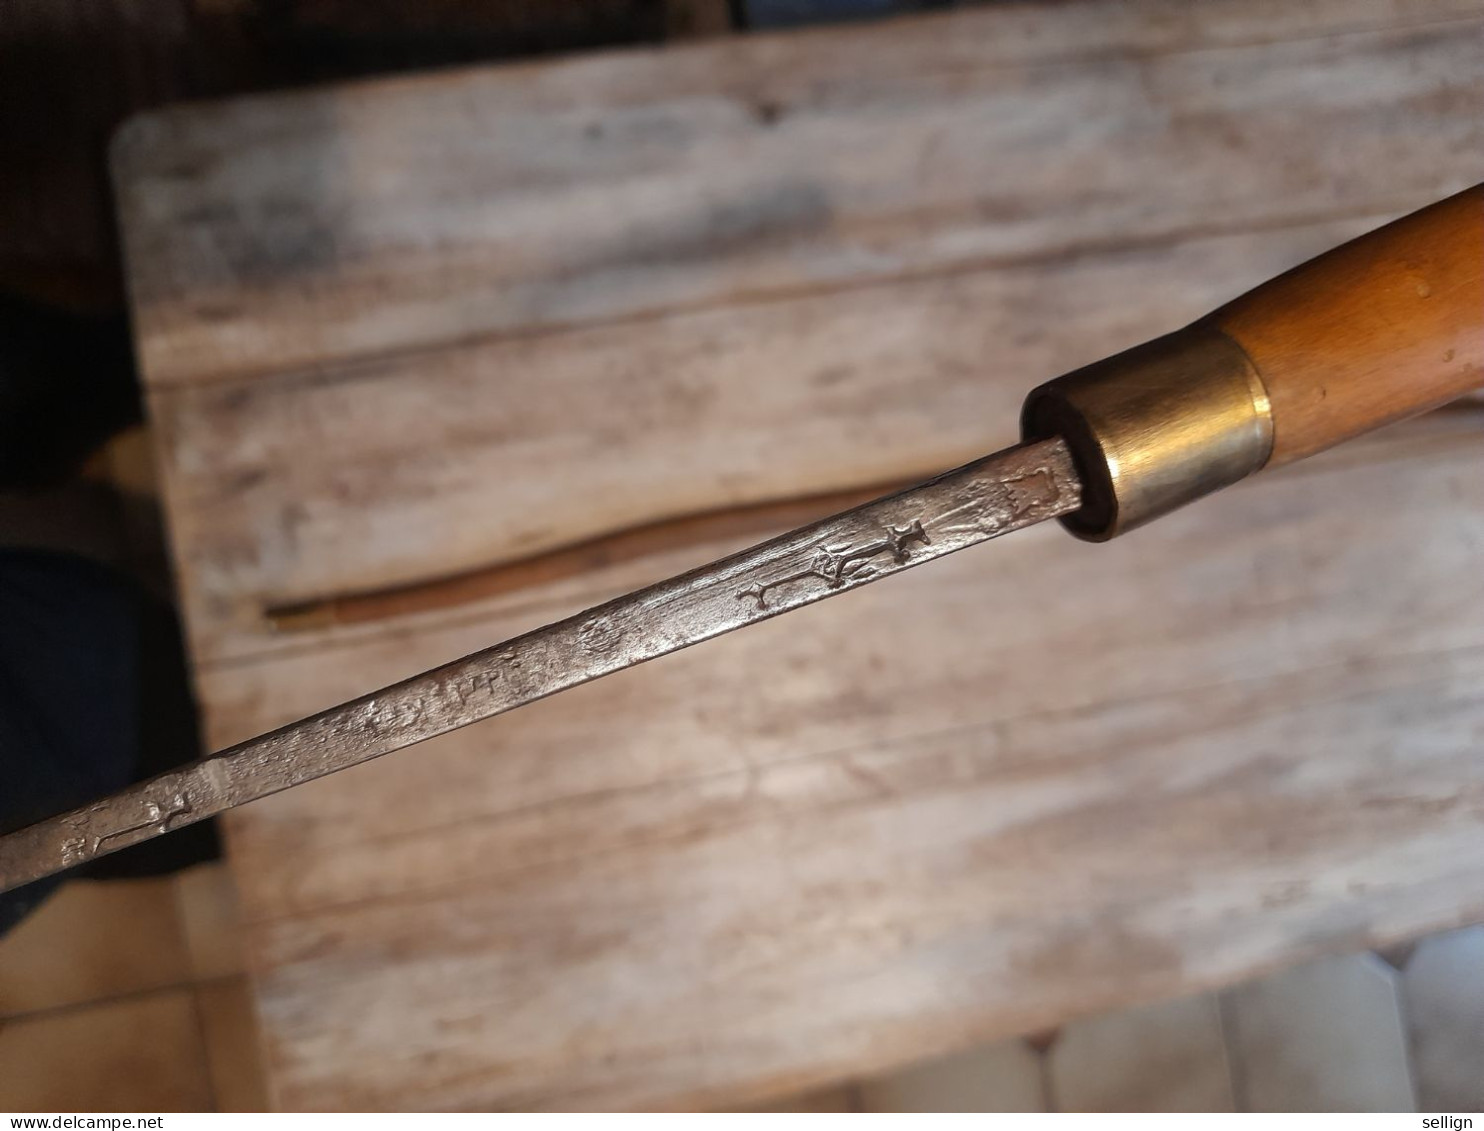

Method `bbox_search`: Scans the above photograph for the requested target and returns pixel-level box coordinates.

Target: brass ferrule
[1020,322,1274,541]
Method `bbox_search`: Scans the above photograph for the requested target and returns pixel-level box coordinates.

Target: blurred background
[1,0,1482,1113]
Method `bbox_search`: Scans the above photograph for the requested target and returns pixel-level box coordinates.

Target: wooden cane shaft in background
[1213,185,1484,467]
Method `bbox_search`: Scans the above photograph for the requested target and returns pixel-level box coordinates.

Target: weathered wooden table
[114,0,1484,1110]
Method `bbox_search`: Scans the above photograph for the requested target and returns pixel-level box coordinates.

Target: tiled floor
[761,937,1484,1114]
[1,867,1479,1111]
[0,867,268,1111]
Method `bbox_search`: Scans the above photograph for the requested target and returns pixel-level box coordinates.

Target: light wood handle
[1211,184,1484,467]
[1024,185,1484,539]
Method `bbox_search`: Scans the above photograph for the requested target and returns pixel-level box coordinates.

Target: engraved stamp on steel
[738,520,929,608]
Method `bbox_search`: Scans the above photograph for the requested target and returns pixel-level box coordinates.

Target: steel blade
[0,438,1079,892]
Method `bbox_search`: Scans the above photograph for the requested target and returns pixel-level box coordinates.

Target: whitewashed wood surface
[114,0,1484,1110]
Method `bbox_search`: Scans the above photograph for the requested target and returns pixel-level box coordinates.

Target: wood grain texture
[1216,186,1484,465]
[120,0,1484,666]
[114,1,1484,388]
[114,0,1484,1111]
[214,416,1484,1111]
[153,214,1389,663]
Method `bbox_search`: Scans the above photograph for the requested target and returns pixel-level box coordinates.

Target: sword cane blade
[0,438,1080,892]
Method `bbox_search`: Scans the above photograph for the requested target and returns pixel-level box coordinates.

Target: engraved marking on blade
[739,521,928,609]
[1005,470,1057,514]
[578,615,620,655]
[448,669,500,706]
[935,468,1061,535]
[68,795,194,861]
[933,477,1010,534]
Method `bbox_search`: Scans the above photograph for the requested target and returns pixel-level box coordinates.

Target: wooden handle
[1024,185,1484,539]
[1211,184,1484,467]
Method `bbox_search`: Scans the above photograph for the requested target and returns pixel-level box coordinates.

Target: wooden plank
[208,419,1484,1109]
[113,0,1484,1111]
[129,0,1484,664]
[153,214,1391,662]
[210,417,1484,903]
[116,1,1484,387]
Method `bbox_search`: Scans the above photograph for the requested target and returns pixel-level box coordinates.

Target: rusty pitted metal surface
[0,438,1081,893]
